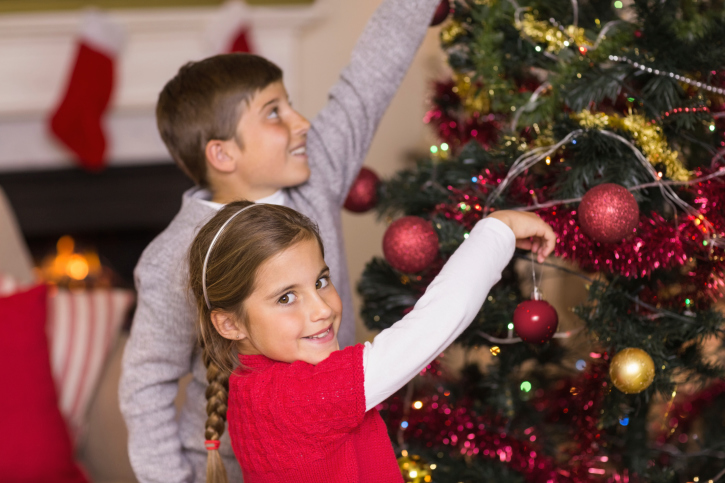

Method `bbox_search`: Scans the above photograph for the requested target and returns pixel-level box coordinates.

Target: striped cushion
[0,274,134,439]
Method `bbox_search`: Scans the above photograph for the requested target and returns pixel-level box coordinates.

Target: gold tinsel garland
[515,13,589,53]
[452,73,490,115]
[441,21,465,46]
[573,110,691,181]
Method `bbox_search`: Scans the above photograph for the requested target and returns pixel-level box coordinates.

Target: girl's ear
[210,310,248,341]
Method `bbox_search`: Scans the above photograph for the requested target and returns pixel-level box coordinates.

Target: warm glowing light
[430,464,437,470]
[401,450,408,457]
[57,235,75,254]
[40,236,104,285]
[440,143,449,151]
[66,254,90,280]
[409,471,418,478]
[490,346,501,356]
[413,401,423,409]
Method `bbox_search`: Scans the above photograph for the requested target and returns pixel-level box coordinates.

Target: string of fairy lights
[608,55,725,95]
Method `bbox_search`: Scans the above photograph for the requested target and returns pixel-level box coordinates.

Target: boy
[119,0,445,481]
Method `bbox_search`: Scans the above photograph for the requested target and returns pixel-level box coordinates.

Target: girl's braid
[202,345,230,483]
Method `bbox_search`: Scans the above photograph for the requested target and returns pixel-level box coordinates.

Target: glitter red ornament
[430,0,450,27]
[578,183,639,243]
[383,216,439,273]
[344,167,380,213]
[513,299,558,344]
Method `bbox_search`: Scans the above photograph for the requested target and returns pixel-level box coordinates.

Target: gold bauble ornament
[397,453,433,483]
[609,348,655,394]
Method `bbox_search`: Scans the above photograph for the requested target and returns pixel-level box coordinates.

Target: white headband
[202,204,259,309]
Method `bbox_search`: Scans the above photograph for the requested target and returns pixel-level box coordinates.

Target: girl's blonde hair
[188,201,324,483]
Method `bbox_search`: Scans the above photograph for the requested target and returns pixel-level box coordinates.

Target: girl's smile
[303,324,335,343]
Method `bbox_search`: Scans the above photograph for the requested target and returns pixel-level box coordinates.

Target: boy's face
[226,81,311,199]
[238,238,342,366]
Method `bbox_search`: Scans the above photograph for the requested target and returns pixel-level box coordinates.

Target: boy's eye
[278,292,296,304]
[268,108,279,119]
[316,276,329,290]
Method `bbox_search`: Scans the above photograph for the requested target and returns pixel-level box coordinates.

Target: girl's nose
[309,292,333,323]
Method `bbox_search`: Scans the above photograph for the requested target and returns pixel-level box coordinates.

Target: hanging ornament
[512,296,559,344]
[430,0,450,27]
[609,348,655,394]
[397,453,433,482]
[344,167,380,213]
[578,183,639,243]
[383,216,439,273]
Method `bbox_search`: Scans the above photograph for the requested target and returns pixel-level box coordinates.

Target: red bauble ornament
[430,0,450,27]
[383,216,439,273]
[513,299,558,344]
[578,183,639,243]
[344,167,380,213]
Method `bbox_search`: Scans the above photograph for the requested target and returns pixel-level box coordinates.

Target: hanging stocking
[205,1,256,55]
[49,11,125,171]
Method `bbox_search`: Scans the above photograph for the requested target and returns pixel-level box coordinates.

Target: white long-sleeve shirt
[362,217,516,410]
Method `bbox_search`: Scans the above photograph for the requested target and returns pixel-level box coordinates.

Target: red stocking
[49,11,124,171]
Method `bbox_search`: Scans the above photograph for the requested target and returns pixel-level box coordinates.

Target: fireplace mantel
[0,2,325,171]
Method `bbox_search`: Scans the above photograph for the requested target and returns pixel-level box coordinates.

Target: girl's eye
[316,276,329,290]
[278,292,296,304]
[268,108,279,119]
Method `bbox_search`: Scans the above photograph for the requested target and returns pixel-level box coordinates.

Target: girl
[188,201,555,483]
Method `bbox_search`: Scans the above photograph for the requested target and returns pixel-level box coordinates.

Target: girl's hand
[488,210,556,263]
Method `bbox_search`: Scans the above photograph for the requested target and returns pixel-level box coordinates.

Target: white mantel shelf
[0,3,325,171]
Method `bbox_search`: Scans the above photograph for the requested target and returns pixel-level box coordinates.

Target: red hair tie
[205,440,221,451]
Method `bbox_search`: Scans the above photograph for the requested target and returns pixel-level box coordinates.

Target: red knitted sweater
[227,344,403,483]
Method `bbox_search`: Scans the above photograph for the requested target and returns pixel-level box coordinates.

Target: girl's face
[236,237,342,365]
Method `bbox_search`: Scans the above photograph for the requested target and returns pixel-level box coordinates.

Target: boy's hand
[488,210,556,263]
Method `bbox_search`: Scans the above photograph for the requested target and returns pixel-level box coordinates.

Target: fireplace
[0,163,194,287]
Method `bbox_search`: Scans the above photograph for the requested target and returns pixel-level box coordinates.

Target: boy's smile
[209,81,311,203]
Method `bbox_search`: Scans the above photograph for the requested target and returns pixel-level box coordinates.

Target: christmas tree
[352,0,725,480]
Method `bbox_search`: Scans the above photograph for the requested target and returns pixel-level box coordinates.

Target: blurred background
[0,0,446,480]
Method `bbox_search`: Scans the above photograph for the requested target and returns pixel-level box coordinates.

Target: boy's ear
[210,310,248,341]
[205,139,239,174]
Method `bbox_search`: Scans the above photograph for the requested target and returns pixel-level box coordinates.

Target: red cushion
[0,284,88,482]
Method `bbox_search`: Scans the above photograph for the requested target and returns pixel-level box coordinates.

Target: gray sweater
[119,1,441,481]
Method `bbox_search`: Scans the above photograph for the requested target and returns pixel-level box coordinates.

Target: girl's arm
[362,217,516,410]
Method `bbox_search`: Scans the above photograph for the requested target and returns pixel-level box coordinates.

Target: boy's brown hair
[188,200,324,482]
[156,53,283,188]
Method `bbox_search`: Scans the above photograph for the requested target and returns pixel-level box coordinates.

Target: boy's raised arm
[307,0,442,203]
[119,259,196,483]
